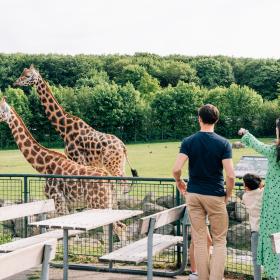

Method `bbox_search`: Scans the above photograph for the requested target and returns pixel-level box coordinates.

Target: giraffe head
[14,64,40,86]
[0,97,12,123]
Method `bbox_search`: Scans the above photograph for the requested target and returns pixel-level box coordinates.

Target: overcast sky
[0,0,279,58]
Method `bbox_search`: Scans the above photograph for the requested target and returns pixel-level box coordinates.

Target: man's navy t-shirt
[180,132,232,197]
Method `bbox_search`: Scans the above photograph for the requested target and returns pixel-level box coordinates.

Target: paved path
[7,267,187,280]
[7,267,242,280]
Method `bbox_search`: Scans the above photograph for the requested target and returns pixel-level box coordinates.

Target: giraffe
[14,65,138,195]
[0,97,126,243]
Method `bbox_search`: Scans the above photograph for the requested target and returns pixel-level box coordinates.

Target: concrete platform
[6,267,240,280]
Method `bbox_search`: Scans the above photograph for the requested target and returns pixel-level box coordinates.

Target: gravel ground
[6,267,249,280]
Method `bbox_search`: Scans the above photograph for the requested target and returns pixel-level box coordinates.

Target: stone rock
[226,197,237,212]
[142,192,156,204]
[142,202,167,215]
[229,211,236,220]
[156,195,176,209]
[126,221,141,240]
[227,247,252,257]
[0,199,5,207]
[232,141,245,149]
[73,236,100,247]
[227,247,252,266]
[226,197,237,220]
[117,195,142,209]
[235,202,249,222]
[227,221,251,245]
[236,190,245,200]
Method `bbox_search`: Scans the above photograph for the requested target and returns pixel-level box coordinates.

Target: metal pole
[108,223,113,270]
[41,244,52,280]
[23,176,29,238]
[147,218,156,280]
[63,229,69,280]
[39,214,47,234]
[175,187,182,267]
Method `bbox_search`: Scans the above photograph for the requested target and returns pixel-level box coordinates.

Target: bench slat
[0,239,57,280]
[0,229,82,252]
[100,234,183,264]
[0,200,55,222]
[139,205,186,235]
[271,232,280,253]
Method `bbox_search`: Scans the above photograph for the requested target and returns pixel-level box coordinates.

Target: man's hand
[176,179,187,195]
[225,190,232,204]
[238,128,248,136]
[225,194,230,204]
[172,153,188,196]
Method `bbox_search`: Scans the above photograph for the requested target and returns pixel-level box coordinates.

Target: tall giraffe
[14,65,138,191]
[0,97,126,241]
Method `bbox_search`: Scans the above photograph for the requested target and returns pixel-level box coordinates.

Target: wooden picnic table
[30,209,143,280]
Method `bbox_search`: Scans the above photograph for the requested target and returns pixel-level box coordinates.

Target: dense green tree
[205,84,263,137]
[75,69,110,88]
[0,53,279,146]
[192,57,235,88]
[151,60,199,87]
[0,87,32,147]
[114,64,146,87]
[137,72,160,102]
[53,86,80,116]
[151,82,204,139]
[256,100,280,136]
[237,60,280,100]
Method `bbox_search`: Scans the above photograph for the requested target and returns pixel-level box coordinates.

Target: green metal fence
[0,174,253,276]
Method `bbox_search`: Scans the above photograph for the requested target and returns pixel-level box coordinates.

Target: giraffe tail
[124,148,139,177]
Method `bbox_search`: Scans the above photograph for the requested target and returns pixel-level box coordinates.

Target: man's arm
[222,158,235,203]
[172,153,188,195]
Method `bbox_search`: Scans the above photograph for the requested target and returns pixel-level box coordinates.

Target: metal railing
[0,174,253,277]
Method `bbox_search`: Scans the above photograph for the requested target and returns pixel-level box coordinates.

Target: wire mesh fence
[0,175,254,276]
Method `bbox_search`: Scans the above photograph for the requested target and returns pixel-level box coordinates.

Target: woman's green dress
[241,132,280,277]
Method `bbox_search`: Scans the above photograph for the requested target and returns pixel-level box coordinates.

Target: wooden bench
[0,199,82,253]
[0,238,57,280]
[100,204,189,280]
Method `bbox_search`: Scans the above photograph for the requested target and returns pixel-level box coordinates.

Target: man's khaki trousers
[186,192,229,280]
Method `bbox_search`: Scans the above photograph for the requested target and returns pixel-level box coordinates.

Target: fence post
[23,175,29,238]
[175,186,182,267]
[147,217,156,280]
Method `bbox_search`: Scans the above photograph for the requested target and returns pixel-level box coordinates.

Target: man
[172,104,235,280]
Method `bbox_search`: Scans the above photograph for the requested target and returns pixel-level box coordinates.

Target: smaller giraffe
[0,97,126,242]
[14,65,138,190]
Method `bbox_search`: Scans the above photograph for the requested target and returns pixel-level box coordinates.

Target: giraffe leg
[45,181,69,215]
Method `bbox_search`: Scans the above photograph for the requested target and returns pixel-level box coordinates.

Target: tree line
[0,53,279,147]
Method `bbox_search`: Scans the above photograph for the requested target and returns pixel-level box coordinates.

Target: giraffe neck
[34,77,67,139]
[7,107,64,173]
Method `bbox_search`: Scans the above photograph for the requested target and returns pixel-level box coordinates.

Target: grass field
[0,138,273,177]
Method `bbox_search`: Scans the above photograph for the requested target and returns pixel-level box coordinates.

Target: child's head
[243,173,262,191]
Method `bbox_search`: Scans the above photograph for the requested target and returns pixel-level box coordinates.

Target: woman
[239,120,280,278]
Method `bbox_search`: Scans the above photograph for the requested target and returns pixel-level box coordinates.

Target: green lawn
[0,138,273,177]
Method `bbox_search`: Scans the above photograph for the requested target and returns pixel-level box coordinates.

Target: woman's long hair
[276,118,280,162]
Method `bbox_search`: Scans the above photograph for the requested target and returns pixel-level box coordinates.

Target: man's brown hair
[198,104,219,124]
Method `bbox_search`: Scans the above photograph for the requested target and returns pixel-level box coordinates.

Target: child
[242,173,264,280]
